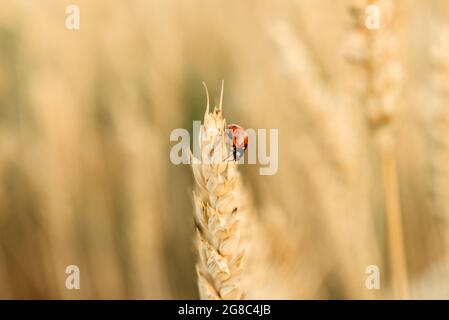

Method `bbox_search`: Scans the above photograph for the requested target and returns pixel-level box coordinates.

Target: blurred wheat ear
[190,82,247,299]
[348,0,409,298]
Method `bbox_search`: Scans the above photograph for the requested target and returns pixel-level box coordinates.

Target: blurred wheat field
[0,0,449,299]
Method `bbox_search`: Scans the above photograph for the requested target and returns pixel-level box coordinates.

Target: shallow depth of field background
[0,0,449,299]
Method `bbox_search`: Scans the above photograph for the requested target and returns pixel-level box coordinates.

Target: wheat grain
[190,81,246,300]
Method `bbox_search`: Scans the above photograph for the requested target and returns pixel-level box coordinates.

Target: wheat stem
[431,24,449,277]
[378,130,409,298]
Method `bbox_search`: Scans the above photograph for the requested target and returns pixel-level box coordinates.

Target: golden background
[0,0,448,299]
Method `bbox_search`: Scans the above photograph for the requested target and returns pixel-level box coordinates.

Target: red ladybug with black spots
[226,124,248,161]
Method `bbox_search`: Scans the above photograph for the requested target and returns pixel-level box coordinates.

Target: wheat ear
[191,81,245,300]
[349,0,409,298]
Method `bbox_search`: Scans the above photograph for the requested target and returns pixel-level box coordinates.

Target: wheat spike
[348,0,409,299]
[191,82,246,300]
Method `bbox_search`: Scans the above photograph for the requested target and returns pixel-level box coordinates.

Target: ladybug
[226,124,248,161]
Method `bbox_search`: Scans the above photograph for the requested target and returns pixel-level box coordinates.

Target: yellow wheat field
[0,0,449,299]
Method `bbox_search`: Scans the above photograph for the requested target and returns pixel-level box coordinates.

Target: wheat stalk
[430,24,449,277]
[190,81,246,300]
[348,0,409,299]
